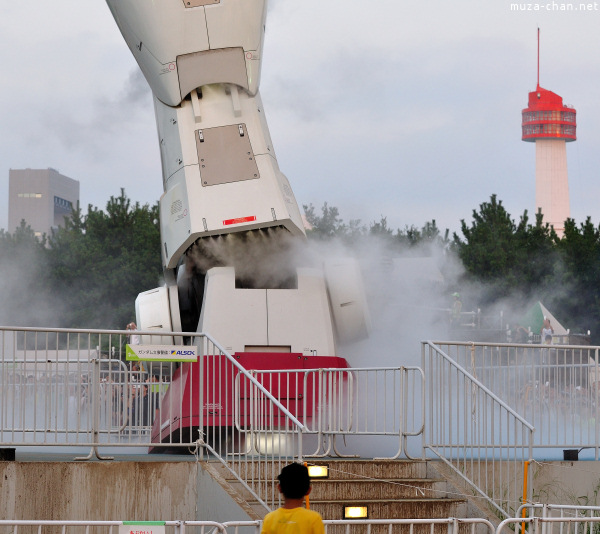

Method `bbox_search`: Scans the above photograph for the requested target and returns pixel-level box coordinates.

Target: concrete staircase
[306,459,467,521]
[205,458,476,528]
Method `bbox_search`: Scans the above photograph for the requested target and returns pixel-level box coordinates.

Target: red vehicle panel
[150,352,348,450]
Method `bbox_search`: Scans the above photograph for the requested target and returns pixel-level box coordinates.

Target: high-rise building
[521,30,576,236]
[8,168,80,238]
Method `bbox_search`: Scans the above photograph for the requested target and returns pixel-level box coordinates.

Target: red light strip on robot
[223,215,257,226]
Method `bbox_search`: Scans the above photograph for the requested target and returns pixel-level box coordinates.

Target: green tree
[47,189,161,329]
[454,195,522,282]
[396,220,449,251]
[368,216,394,247]
[453,195,558,302]
[303,202,366,244]
[554,217,600,336]
[304,202,349,239]
[513,209,559,292]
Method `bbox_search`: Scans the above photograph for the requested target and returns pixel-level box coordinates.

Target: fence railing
[7,516,600,534]
[422,341,534,520]
[194,336,305,511]
[0,518,496,534]
[0,326,428,511]
[498,516,600,534]
[0,326,159,454]
[517,503,600,520]
[18,327,600,520]
[0,521,225,534]
[12,515,600,534]
[430,341,600,458]
[237,366,424,459]
[221,518,495,534]
[0,328,426,460]
[0,326,305,510]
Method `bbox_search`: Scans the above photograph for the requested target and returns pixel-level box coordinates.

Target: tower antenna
[537,27,540,88]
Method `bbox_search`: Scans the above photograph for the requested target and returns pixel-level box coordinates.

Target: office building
[8,168,80,238]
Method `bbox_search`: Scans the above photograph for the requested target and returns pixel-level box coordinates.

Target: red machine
[150,353,349,451]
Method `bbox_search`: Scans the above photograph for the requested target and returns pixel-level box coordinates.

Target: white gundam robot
[106,0,369,446]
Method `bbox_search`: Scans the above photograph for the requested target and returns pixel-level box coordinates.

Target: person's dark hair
[277,462,310,499]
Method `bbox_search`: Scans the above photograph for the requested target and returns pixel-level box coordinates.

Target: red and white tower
[521,29,576,236]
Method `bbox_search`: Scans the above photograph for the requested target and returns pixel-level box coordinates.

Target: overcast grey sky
[1,0,599,235]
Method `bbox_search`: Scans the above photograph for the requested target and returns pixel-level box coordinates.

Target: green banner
[126,344,198,362]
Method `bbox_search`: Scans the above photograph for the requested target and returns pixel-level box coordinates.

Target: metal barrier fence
[8,516,600,534]
[0,326,305,510]
[0,521,225,534]
[422,341,534,520]
[430,341,600,458]
[517,503,600,520]
[0,327,426,462]
[192,342,306,511]
[0,326,427,510]
[0,326,202,452]
[0,327,159,454]
[236,366,424,459]
[221,518,495,534]
[0,518,496,534]
[498,515,600,534]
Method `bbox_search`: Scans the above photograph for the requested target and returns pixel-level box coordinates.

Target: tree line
[1,191,599,342]
[0,190,161,330]
[304,196,600,341]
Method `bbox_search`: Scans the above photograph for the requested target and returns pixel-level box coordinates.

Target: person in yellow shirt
[261,463,324,534]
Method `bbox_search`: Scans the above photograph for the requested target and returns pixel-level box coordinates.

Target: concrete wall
[431,458,600,523]
[0,459,253,522]
[3,457,600,523]
[531,460,600,506]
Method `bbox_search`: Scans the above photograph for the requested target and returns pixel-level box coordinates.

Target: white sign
[119,523,165,534]
[126,344,198,362]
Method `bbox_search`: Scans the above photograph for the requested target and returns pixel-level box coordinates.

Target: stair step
[311,498,468,520]
[310,478,448,500]
[205,459,470,522]
[308,459,429,480]
[213,458,430,481]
